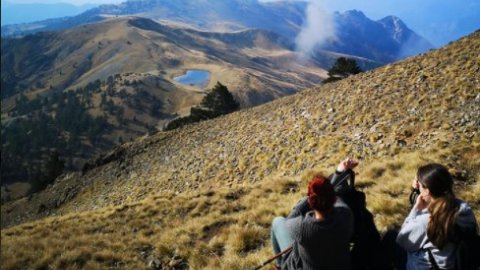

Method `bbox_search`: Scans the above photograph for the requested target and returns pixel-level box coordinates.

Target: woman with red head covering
[270,158,358,270]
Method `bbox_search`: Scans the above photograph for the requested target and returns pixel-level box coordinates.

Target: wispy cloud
[295,0,336,57]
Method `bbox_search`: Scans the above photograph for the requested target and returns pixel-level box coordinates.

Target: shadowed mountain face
[0,30,478,270]
[328,11,434,62]
[1,0,433,63]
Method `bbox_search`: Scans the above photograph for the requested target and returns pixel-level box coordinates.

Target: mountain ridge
[1,16,335,103]
[1,0,433,63]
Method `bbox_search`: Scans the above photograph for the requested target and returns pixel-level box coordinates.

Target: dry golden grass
[2,31,480,270]
[2,143,479,269]
[1,178,302,269]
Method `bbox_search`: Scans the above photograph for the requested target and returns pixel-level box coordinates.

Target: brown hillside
[2,16,352,186]
[1,31,479,270]
[1,16,338,109]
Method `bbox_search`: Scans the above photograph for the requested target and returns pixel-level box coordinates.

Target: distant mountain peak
[341,9,368,18]
[379,15,408,30]
[378,16,409,43]
[380,15,403,23]
[1,2,433,63]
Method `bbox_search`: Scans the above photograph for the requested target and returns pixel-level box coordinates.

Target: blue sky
[3,0,479,47]
[3,0,121,4]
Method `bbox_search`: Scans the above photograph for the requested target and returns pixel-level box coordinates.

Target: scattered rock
[225,189,245,201]
[138,245,154,261]
[369,133,383,143]
[167,252,188,270]
[148,258,162,270]
[403,130,413,137]
[397,139,407,147]
[450,168,468,182]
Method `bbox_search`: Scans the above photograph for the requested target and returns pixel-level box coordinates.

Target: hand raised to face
[412,178,419,190]
[414,193,429,211]
[337,158,359,172]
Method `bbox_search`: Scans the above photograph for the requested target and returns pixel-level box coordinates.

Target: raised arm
[330,158,358,194]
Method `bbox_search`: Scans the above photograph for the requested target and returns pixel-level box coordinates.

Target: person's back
[283,198,353,270]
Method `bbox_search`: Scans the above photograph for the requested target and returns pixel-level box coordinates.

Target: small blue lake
[173,70,210,88]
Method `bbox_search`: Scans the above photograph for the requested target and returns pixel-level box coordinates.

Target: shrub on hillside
[199,82,240,117]
[323,57,363,83]
[29,150,64,193]
[165,82,239,130]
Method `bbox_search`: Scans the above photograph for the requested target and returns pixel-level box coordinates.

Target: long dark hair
[417,163,458,249]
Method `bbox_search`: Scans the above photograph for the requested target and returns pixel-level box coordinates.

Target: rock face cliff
[1,31,479,270]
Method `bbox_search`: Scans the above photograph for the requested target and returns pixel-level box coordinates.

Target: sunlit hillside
[1,30,479,270]
[1,16,340,109]
[3,16,359,190]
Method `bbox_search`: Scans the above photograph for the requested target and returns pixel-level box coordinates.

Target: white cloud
[295,0,336,56]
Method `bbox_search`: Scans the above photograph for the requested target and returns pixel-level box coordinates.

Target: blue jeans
[406,251,433,270]
[271,216,294,266]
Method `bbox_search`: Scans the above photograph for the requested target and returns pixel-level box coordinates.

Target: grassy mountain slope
[1,16,333,107]
[1,31,479,270]
[2,16,354,187]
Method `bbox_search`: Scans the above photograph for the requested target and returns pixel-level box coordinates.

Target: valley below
[2,16,351,191]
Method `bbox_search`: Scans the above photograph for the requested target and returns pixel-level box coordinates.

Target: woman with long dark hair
[396,163,478,269]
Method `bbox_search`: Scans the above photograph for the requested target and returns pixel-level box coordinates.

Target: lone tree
[200,82,240,117]
[30,150,64,193]
[323,57,363,83]
[44,150,64,182]
[165,82,240,130]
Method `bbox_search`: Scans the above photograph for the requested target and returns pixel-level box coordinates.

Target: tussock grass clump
[226,224,267,254]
